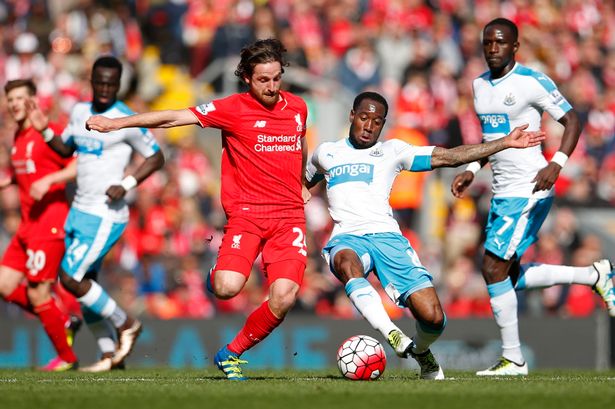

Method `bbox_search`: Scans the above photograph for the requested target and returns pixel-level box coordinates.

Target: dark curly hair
[234,38,289,79]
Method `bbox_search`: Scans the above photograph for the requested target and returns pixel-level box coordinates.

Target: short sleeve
[392,139,435,172]
[529,72,572,121]
[305,144,325,184]
[189,96,237,130]
[124,127,160,158]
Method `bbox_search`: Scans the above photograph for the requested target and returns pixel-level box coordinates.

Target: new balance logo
[231,234,242,249]
[253,120,267,128]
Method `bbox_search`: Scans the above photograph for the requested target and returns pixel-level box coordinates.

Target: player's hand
[86,115,116,133]
[302,185,312,204]
[105,185,127,201]
[24,98,49,132]
[30,177,51,201]
[451,171,475,198]
[532,161,561,193]
[506,124,546,148]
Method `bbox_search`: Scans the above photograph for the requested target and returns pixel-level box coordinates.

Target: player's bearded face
[247,61,282,107]
[348,100,386,149]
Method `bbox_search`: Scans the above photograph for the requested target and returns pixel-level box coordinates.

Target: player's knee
[333,255,362,282]
[269,286,299,316]
[212,276,243,299]
[422,305,446,330]
[213,282,241,300]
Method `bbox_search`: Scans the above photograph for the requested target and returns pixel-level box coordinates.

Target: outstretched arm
[86,109,198,133]
[532,110,581,192]
[105,150,165,201]
[431,124,544,168]
[25,99,75,157]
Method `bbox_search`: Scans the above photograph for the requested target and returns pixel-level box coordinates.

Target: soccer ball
[336,335,386,380]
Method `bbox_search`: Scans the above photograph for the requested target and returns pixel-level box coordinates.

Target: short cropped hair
[352,91,389,117]
[234,38,289,79]
[484,18,519,42]
[4,79,36,95]
[92,55,123,77]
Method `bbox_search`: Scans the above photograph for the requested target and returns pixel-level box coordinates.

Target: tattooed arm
[431,124,545,169]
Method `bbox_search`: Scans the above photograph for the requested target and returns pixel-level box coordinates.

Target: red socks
[228,301,283,355]
[5,283,33,313]
[34,300,77,363]
[53,282,82,318]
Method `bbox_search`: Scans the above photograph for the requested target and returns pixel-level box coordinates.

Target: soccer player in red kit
[0,79,78,370]
[87,38,308,380]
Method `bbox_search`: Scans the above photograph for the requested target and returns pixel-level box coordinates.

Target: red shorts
[1,233,65,282]
[214,216,307,285]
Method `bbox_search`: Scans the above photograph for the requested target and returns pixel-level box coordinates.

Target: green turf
[1,369,614,409]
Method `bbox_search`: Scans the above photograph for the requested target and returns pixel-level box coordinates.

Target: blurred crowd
[0,0,614,321]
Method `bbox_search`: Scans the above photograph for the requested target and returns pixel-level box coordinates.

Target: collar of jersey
[489,62,519,86]
[89,101,119,115]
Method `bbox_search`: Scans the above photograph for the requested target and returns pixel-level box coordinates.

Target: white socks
[487,277,524,364]
[78,280,127,328]
[345,277,398,338]
[515,263,597,290]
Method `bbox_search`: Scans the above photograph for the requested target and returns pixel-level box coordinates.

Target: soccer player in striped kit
[30,56,165,371]
[451,18,615,376]
[306,91,545,380]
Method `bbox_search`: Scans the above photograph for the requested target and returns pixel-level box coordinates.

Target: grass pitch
[1,368,614,409]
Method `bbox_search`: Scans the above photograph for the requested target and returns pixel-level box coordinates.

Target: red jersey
[11,126,71,238]
[189,91,307,219]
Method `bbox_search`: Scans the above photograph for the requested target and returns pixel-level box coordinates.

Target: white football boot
[476,357,528,376]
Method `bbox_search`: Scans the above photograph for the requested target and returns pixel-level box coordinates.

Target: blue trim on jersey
[558,100,572,112]
[515,65,573,113]
[487,277,514,298]
[410,155,432,171]
[328,163,374,187]
[345,277,371,297]
[345,138,353,148]
[515,65,556,91]
[115,101,135,115]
